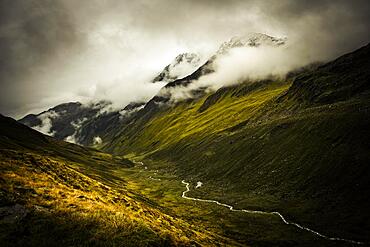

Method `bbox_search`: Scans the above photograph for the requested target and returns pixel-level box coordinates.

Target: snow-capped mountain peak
[217,33,287,54]
[152,53,202,83]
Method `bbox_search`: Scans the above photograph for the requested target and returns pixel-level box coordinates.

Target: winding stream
[132,161,364,245]
[181,180,364,245]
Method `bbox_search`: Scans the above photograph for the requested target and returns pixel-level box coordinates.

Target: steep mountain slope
[0,115,221,246]
[102,43,370,243]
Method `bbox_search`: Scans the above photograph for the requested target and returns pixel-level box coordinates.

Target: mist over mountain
[19,33,293,144]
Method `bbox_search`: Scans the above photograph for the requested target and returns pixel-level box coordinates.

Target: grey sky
[0,0,369,118]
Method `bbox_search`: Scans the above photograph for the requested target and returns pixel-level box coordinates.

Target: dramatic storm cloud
[0,0,369,118]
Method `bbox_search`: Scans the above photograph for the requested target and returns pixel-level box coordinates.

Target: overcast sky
[0,0,369,118]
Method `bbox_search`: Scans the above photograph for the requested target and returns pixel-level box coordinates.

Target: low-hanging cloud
[197,44,312,90]
[77,77,167,112]
[162,38,319,101]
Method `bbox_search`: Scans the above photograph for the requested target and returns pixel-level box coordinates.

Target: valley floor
[77,156,366,246]
[1,147,368,246]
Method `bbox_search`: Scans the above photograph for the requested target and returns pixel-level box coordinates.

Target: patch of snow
[64,117,89,144]
[168,53,202,80]
[93,136,103,145]
[153,53,204,83]
[217,33,286,55]
[195,181,203,188]
[32,110,59,136]
[65,134,78,144]
[119,105,145,119]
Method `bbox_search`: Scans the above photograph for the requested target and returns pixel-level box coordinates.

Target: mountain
[152,53,202,83]
[100,43,370,244]
[0,114,225,246]
[14,36,370,245]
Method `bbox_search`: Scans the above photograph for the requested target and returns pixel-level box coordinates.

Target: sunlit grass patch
[0,150,217,246]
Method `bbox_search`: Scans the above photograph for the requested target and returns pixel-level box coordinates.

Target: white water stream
[181,180,364,245]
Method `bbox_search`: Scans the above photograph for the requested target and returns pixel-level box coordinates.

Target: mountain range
[19,33,288,146]
[2,34,370,246]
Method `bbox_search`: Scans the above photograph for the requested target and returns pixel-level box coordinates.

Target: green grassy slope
[0,115,222,246]
[102,44,370,242]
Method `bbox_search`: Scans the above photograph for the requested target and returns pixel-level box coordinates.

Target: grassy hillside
[102,44,370,243]
[2,43,369,246]
[0,115,223,246]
